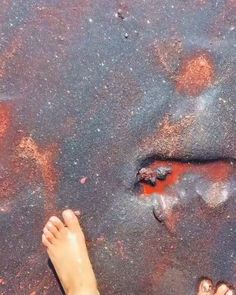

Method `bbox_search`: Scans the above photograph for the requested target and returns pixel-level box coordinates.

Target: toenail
[43,228,49,235]
[47,222,53,229]
[49,216,57,222]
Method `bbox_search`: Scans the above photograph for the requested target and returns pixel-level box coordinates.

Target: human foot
[197,278,235,295]
[42,209,99,295]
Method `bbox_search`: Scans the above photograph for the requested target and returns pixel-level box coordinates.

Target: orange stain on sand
[140,114,195,158]
[0,103,10,139]
[143,160,233,195]
[176,53,215,96]
[17,137,58,209]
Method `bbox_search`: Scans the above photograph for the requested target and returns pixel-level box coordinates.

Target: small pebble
[80,176,88,184]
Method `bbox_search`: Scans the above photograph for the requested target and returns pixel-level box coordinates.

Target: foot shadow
[48,259,65,295]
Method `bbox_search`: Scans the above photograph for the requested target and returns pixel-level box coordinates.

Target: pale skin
[42,209,235,295]
[42,210,99,295]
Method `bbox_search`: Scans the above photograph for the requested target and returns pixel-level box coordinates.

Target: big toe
[62,209,80,231]
[214,283,229,295]
[197,278,214,295]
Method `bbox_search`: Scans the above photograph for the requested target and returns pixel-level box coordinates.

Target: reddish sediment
[175,53,215,96]
[142,160,233,196]
[0,103,10,139]
[140,114,195,158]
[153,39,215,97]
[17,137,58,210]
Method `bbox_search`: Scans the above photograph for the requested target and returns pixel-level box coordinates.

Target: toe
[43,227,55,243]
[226,290,236,295]
[49,216,64,231]
[62,209,80,231]
[214,283,229,295]
[46,221,59,238]
[42,233,51,247]
[197,278,214,295]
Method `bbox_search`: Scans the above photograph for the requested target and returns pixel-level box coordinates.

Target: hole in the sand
[134,155,234,197]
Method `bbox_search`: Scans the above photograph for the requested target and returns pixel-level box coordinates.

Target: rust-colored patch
[0,179,15,199]
[17,137,58,210]
[151,242,176,286]
[0,103,10,139]
[140,115,195,157]
[142,160,233,195]
[165,210,181,232]
[175,53,215,96]
[143,162,188,195]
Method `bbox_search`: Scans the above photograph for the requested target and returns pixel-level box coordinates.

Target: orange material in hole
[142,160,233,196]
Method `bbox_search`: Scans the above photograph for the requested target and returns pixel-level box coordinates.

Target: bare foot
[42,209,99,295]
[197,279,235,295]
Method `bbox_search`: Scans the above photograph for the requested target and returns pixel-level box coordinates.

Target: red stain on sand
[151,255,174,286]
[153,40,215,97]
[143,160,233,196]
[176,53,215,96]
[165,210,181,233]
[0,179,15,199]
[0,104,10,139]
[17,137,58,210]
